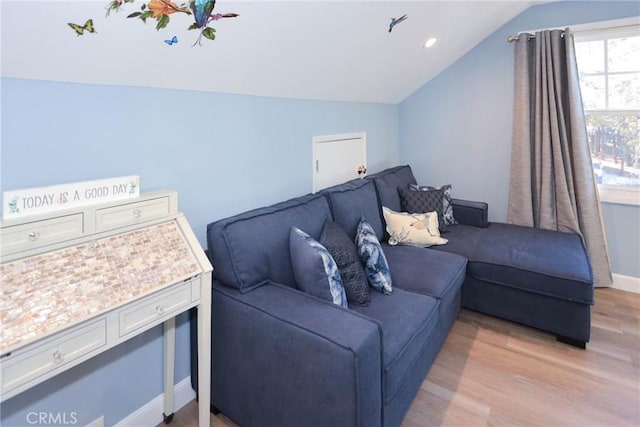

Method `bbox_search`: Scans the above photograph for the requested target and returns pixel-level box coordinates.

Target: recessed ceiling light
[424,38,437,48]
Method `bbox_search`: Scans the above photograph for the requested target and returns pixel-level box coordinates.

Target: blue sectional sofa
[191,165,593,427]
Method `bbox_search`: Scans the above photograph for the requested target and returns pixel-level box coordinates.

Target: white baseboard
[611,273,640,294]
[114,377,196,427]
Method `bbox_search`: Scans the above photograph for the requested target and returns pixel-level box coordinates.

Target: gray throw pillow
[398,187,448,233]
[409,183,458,226]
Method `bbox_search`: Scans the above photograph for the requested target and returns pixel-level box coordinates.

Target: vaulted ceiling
[1,1,544,103]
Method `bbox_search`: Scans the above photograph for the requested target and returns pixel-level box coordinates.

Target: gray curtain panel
[507,29,612,287]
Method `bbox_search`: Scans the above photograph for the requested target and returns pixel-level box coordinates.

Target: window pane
[608,36,640,73]
[586,115,640,188]
[580,75,606,110]
[608,73,640,109]
[575,40,605,73]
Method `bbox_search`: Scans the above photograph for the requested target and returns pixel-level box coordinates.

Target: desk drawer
[1,319,106,393]
[95,197,170,231]
[0,213,84,255]
[119,283,191,337]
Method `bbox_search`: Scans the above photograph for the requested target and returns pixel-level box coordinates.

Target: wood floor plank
[163,288,640,427]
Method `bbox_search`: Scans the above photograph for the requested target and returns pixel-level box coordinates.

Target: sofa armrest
[452,198,489,228]
[192,280,383,427]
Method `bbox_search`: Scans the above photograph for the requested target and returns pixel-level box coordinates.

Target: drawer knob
[132,209,141,218]
[28,231,40,241]
[156,305,166,315]
[52,350,65,364]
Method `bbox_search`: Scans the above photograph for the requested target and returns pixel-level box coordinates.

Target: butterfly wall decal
[68,19,96,36]
[164,36,178,45]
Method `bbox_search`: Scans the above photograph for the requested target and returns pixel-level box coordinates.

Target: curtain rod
[507,29,566,43]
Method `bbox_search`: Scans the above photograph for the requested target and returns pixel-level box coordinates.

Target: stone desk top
[0,221,201,354]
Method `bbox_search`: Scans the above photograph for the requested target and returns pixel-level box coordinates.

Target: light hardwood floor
[163,288,640,427]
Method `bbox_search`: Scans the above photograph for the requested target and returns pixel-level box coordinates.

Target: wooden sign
[2,176,140,220]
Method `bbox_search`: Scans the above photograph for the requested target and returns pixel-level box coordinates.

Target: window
[574,22,640,205]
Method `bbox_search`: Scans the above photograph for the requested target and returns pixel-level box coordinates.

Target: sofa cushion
[369,165,417,213]
[398,187,447,233]
[320,221,370,306]
[355,217,393,295]
[468,223,594,304]
[383,243,466,340]
[383,207,448,247]
[410,184,458,226]
[351,288,439,404]
[207,193,332,293]
[428,224,486,259]
[382,244,466,301]
[322,179,384,241]
[290,227,348,307]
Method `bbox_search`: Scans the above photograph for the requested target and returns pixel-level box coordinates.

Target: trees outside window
[575,26,640,190]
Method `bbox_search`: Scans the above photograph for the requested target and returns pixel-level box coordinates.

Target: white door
[312,132,367,193]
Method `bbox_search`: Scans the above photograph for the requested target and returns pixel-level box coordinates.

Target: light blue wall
[602,202,640,278]
[399,1,640,279]
[0,78,399,425]
[1,78,400,248]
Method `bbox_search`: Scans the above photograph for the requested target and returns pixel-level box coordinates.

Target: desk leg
[163,318,176,423]
[198,272,212,427]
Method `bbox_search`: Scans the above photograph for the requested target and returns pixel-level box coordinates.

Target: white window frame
[573,17,640,206]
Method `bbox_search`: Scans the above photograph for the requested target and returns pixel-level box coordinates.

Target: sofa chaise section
[457,222,593,346]
[369,165,594,348]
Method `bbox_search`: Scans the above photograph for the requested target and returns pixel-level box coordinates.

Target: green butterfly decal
[68,19,96,36]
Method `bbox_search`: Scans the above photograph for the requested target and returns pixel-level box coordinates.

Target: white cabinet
[118,279,193,338]
[95,195,171,231]
[0,213,84,254]
[0,190,178,262]
[2,319,107,394]
[0,191,212,426]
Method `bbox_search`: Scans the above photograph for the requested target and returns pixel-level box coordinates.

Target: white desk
[0,191,212,426]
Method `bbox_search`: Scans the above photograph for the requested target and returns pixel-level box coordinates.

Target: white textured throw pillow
[382,207,448,247]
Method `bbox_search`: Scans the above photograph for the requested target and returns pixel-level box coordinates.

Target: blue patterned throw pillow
[355,217,393,295]
[289,227,348,307]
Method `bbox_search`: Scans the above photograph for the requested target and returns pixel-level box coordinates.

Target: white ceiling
[1,1,541,104]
